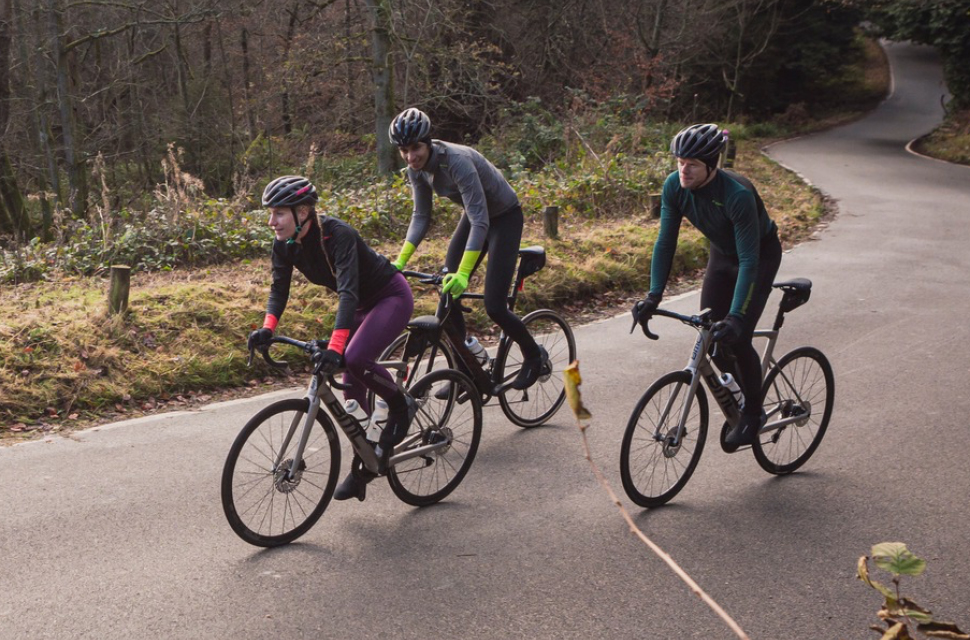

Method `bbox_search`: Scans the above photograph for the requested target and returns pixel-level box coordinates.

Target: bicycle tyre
[388,369,483,506]
[221,398,340,547]
[620,371,709,508]
[497,309,577,428]
[753,346,834,475]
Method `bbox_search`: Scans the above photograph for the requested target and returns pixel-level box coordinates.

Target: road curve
[1,41,967,640]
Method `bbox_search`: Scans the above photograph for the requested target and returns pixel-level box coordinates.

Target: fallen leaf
[563,360,592,421]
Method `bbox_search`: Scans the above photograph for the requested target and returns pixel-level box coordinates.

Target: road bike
[221,335,482,547]
[619,278,834,508]
[381,246,577,428]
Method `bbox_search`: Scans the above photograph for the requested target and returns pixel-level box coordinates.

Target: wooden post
[108,265,130,314]
[649,193,662,219]
[543,205,559,240]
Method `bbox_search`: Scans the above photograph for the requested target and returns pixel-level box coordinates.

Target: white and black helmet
[670,123,727,163]
[389,108,432,147]
[261,175,318,209]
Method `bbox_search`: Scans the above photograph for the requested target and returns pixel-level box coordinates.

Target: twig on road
[563,360,751,640]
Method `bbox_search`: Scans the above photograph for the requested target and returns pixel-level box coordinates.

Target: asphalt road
[2,41,967,639]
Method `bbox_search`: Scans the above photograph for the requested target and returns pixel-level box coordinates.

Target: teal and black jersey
[649,169,778,318]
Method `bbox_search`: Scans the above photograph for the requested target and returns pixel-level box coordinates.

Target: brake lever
[629,313,659,340]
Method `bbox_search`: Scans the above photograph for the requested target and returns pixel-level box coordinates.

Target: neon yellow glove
[391,241,416,271]
[442,250,480,298]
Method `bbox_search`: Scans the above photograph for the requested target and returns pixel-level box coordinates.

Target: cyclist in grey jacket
[388,108,545,390]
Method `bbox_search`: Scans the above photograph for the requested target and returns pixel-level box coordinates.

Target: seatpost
[772,307,786,332]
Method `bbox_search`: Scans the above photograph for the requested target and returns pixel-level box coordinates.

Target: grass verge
[0,142,828,441]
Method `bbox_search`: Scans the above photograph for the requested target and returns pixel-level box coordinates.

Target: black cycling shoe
[333,471,368,502]
[724,410,766,450]
[510,346,548,390]
[334,455,379,502]
[434,383,453,400]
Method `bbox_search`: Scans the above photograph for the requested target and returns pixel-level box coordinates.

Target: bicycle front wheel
[753,346,834,475]
[221,398,340,547]
[388,369,483,506]
[497,309,576,428]
[620,371,708,508]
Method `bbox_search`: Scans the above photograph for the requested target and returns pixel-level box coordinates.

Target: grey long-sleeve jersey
[404,140,520,252]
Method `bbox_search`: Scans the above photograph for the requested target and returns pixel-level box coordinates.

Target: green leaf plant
[858,542,968,639]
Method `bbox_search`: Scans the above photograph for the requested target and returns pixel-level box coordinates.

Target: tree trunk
[0,0,31,239]
[0,153,31,239]
[363,0,397,175]
[344,0,356,127]
[215,20,238,193]
[280,3,300,135]
[48,0,87,219]
[241,27,256,141]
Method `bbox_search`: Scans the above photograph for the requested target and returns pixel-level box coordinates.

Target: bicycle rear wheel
[753,346,834,475]
[620,371,708,508]
[221,398,340,547]
[388,369,482,506]
[497,309,576,427]
[379,332,455,392]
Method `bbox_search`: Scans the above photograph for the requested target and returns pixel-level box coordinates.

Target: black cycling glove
[711,315,744,345]
[631,293,662,335]
[247,328,273,351]
[312,347,344,375]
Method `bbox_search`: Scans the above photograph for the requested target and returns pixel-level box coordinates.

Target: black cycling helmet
[261,175,318,209]
[670,123,727,169]
[389,108,432,147]
[262,176,318,244]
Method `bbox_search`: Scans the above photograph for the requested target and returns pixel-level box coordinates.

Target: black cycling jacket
[267,216,399,330]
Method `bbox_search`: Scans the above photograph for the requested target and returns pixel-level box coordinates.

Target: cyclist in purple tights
[248,176,415,502]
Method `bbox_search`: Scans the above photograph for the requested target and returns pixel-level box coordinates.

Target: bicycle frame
[653,308,804,446]
[258,340,447,480]
[402,246,544,398]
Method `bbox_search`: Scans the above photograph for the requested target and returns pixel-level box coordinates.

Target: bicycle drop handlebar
[632,307,715,341]
[400,269,471,319]
[401,269,444,286]
[247,336,352,391]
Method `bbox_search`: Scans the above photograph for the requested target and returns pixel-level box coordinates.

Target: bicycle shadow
[629,468,831,525]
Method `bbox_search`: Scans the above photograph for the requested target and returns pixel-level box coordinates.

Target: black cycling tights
[700,233,782,416]
[441,206,540,360]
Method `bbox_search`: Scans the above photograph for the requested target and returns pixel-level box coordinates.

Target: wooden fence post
[649,193,662,219]
[108,265,130,314]
[543,205,559,240]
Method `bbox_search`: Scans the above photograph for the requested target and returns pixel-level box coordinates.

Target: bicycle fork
[270,373,381,481]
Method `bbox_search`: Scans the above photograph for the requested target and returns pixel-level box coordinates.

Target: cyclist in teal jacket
[633,124,782,449]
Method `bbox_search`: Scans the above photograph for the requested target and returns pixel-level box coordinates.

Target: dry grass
[0,143,830,441]
[913,109,970,166]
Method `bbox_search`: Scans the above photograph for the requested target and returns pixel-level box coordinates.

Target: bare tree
[363,0,396,173]
[0,0,31,239]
